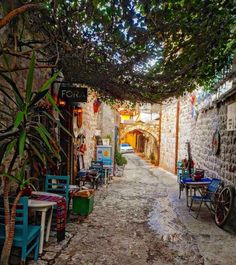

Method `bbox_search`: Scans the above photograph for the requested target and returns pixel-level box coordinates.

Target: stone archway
[120,120,160,165]
[120,121,159,142]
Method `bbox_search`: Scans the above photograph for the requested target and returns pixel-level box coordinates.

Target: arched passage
[120,127,159,165]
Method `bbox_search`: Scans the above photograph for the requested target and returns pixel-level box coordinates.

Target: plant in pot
[0,53,70,265]
[150,152,155,164]
[114,151,127,177]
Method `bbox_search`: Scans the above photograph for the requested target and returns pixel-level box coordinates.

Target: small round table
[28,191,62,254]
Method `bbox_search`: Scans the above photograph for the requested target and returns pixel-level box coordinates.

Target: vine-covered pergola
[0,0,236,103]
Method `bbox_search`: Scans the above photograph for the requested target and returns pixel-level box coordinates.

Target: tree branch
[0,3,43,29]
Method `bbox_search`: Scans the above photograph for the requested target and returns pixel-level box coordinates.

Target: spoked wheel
[215,186,234,227]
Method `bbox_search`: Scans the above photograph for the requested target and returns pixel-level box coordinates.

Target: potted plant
[114,151,127,177]
[102,134,112,145]
[0,53,69,265]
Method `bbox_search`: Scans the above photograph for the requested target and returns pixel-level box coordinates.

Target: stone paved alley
[30,154,236,265]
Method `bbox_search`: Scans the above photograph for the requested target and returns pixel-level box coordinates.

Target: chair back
[207,178,222,193]
[45,175,69,205]
[103,159,112,166]
[91,160,103,169]
[0,197,28,242]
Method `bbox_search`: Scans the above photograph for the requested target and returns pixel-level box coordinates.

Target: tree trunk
[0,191,23,265]
[0,151,18,265]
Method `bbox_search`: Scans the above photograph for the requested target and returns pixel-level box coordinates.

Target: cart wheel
[215,186,234,227]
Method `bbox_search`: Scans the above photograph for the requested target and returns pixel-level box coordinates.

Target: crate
[72,194,94,215]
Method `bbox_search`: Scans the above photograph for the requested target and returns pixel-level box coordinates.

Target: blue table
[182,178,212,207]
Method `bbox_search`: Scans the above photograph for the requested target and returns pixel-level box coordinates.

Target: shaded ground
[29,154,236,265]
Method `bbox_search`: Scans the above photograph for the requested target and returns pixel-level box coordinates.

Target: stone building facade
[159,87,236,185]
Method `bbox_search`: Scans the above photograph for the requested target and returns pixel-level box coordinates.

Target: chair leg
[195,200,203,219]
[34,233,40,261]
[46,207,53,242]
[21,245,27,264]
[189,198,193,212]
[179,184,181,199]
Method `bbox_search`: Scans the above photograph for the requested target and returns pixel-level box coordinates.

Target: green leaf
[19,130,26,159]
[0,140,12,164]
[26,52,36,103]
[30,143,46,165]
[14,111,24,128]
[35,125,53,152]
[39,71,60,92]
[93,0,100,8]
[4,139,17,159]
[3,173,21,184]
[0,72,24,108]
[0,86,17,106]
[47,93,61,113]
[37,123,52,140]
[43,111,72,137]
[29,89,49,109]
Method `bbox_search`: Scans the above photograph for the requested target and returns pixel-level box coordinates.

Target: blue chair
[45,175,69,209]
[189,178,222,219]
[90,161,105,184]
[0,197,40,263]
[177,165,193,199]
[103,159,113,181]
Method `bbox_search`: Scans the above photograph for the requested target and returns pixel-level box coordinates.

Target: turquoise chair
[90,161,105,184]
[177,161,193,199]
[189,178,222,218]
[45,175,70,210]
[0,197,40,263]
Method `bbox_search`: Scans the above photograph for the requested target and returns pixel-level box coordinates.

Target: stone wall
[159,100,178,173]
[97,104,120,174]
[160,91,236,185]
[73,92,99,169]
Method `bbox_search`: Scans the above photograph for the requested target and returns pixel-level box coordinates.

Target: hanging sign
[59,83,87,103]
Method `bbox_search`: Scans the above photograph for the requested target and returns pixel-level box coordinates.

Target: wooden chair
[0,197,40,263]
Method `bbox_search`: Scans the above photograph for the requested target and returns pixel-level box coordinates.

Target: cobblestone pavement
[28,154,236,265]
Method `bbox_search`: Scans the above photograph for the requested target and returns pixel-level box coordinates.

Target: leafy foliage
[115,151,127,166]
[1,0,236,102]
[0,53,65,188]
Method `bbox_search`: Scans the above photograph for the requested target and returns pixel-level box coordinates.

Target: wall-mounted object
[212,129,220,155]
[74,107,83,128]
[227,102,236,131]
[58,99,66,107]
[58,82,88,104]
[93,98,101,113]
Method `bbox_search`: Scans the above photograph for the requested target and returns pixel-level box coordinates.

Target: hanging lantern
[93,98,101,113]
[58,99,66,107]
[74,107,83,128]
[74,107,83,115]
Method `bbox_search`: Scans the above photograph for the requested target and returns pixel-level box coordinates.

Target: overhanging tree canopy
[1,0,236,103]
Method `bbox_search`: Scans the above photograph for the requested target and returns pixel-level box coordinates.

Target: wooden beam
[175,100,180,174]
[157,104,162,166]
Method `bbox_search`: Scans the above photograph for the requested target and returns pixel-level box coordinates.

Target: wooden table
[28,191,62,254]
[182,178,212,207]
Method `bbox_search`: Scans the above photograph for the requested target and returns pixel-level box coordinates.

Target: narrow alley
[31,154,236,265]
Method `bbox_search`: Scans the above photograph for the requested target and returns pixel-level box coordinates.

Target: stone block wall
[160,92,236,185]
[73,93,99,169]
[159,100,178,173]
